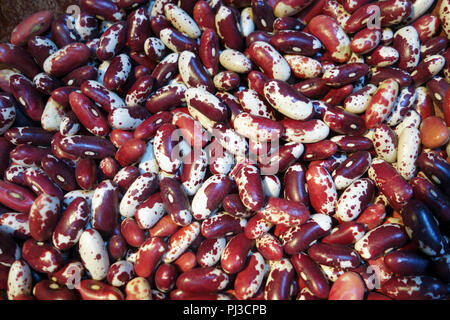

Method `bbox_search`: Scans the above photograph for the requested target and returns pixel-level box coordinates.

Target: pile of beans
[0,0,449,300]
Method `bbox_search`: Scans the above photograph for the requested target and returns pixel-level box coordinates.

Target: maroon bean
[115,138,146,167]
[29,194,60,241]
[417,152,450,196]
[81,80,126,113]
[159,27,199,53]
[368,159,413,210]
[52,197,89,251]
[44,43,91,77]
[270,30,321,57]
[113,166,140,193]
[69,91,109,137]
[155,264,178,293]
[251,0,274,32]
[127,7,151,52]
[291,253,330,300]
[75,159,97,191]
[322,222,366,245]
[33,280,77,300]
[308,15,350,63]
[410,177,450,223]
[108,234,127,260]
[176,267,229,294]
[41,154,77,192]
[321,104,366,136]
[51,15,78,48]
[200,212,246,239]
[80,0,125,22]
[62,66,98,87]
[354,223,409,259]
[121,218,145,248]
[402,200,449,257]
[282,214,332,254]
[221,232,254,274]
[322,63,369,87]
[215,5,244,51]
[384,250,429,276]
[59,135,116,159]
[308,243,361,269]
[22,239,62,274]
[0,180,36,213]
[9,74,44,122]
[283,163,308,206]
[77,279,124,300]
[160,177,192,226]
[381,276,447,300]
[134,237,168,278]
[379,0,412,27]
[151,53,179,88]
[11,10,53,46]
[97,22,128,61]
[33,73,62,95]
[264,258,295,300]
[332,151,372,190]
[103,54,132,90]
[0,43,40,79]
[27,36,58,67]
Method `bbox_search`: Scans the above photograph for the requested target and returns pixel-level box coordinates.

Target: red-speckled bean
[29,194,60,241]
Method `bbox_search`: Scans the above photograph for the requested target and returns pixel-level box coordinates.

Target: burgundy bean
[160,177,192,226]
[215,5,244,51]
[22,239,62,274]
[221,232,254,274]
[381,276,447,300]
[28,194,60,241]
[11,10,53,46]
[264,258,295,300]
[176,267,229,294]
[200,212,246,239]
[33,73,62,95]
[328,271,365,300]
[9,74,44,122]
[368,158,413,210]
[75,159,97,191]
[308,243,361,269]
[134,237,168,278]
[103,54,132,90]
[0,43,40,79]
[354,223,409,260]
[77,280,124,300]
[308,15,350,63]
[59,135,116,159]
[62,66,98,87]
[402,200,449,257]
[410,177,450,223]
[384,250,429,276]
[80,0,125,22]
[234,252,268,300]
[52,197,89,251]
[246,41,291,81]
[306,165,338,215]
[417,152,450,196]
[121,218,145,248]
[154,264,178,293]
[51,15,79,48]
[41,154,77,192]
[44,43,91,77]
[179,52,215,93]
[0,180,36,214]
[91,180,119,236]
[282,214,332,254]
[291,253,330,300]
[0,232,20,267]
[370,67,412,87]
[159,27,198,53]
